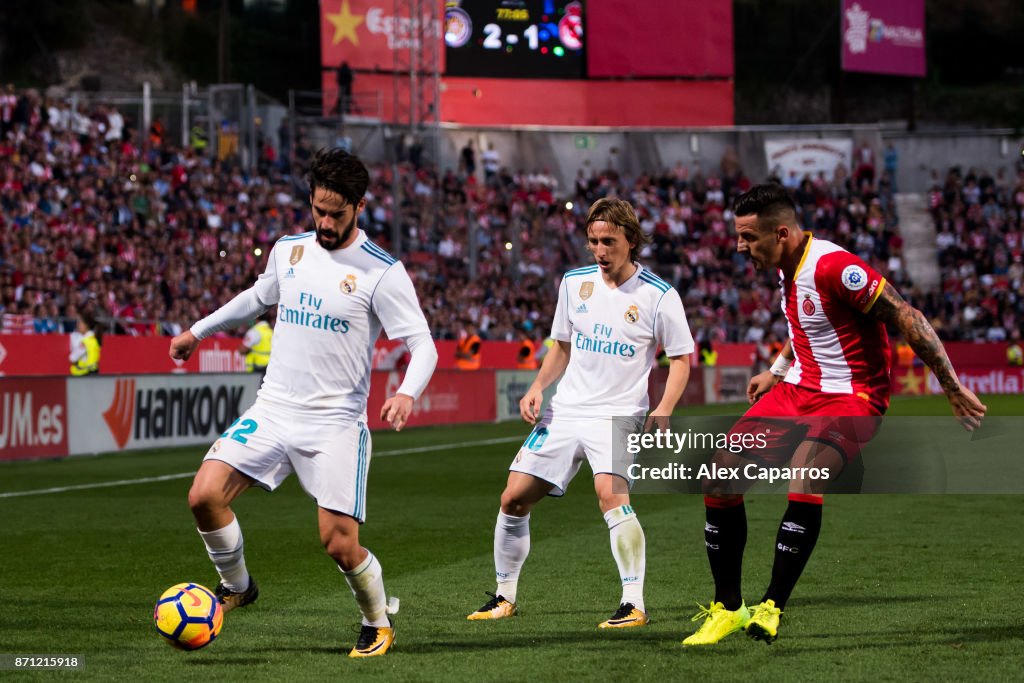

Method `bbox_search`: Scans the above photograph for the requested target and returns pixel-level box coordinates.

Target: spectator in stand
[1,84,18,138]
[883,142,899,192]
[482,143,501,185]
[460,139,476,180]
[853,140,875,190]
[335,61,354,114]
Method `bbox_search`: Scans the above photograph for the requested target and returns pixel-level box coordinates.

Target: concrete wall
[343,122,1023,194]
[883,131,1022,190]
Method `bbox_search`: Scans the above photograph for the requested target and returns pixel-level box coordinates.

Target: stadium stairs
[894,192,940,292]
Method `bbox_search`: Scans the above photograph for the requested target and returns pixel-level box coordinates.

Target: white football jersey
[253,230,429,424]
[550,263,695,418]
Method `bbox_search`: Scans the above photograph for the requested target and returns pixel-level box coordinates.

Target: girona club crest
[289,245,304,265]
[802,295,816,316]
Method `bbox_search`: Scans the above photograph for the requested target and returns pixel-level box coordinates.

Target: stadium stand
[1,88,1021,347]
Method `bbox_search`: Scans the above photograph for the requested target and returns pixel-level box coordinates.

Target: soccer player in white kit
[169,149,437,658]
[467,198,696,628]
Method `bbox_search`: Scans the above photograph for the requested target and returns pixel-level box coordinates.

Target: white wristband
[770,355,792,377]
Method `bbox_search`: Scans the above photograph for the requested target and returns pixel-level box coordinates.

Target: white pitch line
[0,435,523,499]
[0,472,196,499]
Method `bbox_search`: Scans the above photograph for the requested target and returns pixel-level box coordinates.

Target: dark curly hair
[307,148,370,207]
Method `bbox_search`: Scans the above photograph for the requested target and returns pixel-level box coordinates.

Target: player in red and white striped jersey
[684,184,987,646]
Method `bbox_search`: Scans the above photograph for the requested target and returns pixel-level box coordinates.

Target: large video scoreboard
[444,0,585,79]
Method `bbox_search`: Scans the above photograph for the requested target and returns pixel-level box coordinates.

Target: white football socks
[494,510,531,604]
[605,505,646,613]
[198,516,250,593]
[341,551,390,628]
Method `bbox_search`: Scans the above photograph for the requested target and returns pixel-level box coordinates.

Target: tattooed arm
[869,283,987,428]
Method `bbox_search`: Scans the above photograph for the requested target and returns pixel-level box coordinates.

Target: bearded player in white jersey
[467,198,695,628]
[169,148,437,658]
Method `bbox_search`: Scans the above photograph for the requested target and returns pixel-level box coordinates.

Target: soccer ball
[153,583,224,650]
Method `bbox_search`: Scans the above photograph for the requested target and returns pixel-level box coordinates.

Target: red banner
[586,0,733,78]
[373,339,525,371]
[439,76,733,127]
[0,377,68,460]
[647,366,705,409]
[0,335,71,377]
[366,369,496,430]
[892,366,1024,397]
[100,336,246,375]
[841,0,925,77]
[320,0,443,73]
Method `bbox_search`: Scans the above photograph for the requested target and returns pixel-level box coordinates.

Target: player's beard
[315,214,358,250]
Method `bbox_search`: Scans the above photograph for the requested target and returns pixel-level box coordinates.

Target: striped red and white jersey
[779,235,891,410]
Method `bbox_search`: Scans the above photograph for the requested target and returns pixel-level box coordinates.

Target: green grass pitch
[2,395,1023,681]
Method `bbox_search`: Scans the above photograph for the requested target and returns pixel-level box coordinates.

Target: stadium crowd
[1,89,1021,347]
[925,166,1024,342]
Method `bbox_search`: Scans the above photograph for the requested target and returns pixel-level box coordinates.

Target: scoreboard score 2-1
[444,0,585,79]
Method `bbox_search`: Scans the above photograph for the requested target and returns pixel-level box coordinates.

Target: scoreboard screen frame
[444,0,586,80]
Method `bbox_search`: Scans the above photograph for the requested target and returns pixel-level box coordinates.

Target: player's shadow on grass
[186,647,342,663]
[407,632,668,654]
[772,624,1021,652]
[786,594,931,607]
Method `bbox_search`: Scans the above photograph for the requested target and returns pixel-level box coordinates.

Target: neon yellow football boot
[745,599,782,644]
[682,601,750,645]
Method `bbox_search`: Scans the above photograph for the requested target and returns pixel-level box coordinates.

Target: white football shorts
[203,401,372,522]
[508,410,644,496]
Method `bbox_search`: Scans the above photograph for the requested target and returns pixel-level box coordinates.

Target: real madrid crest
[624,304,639,324]
[289,245,304,265]
[340,274,358,294]
[579,281,593,300]
[802,294,816,316]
